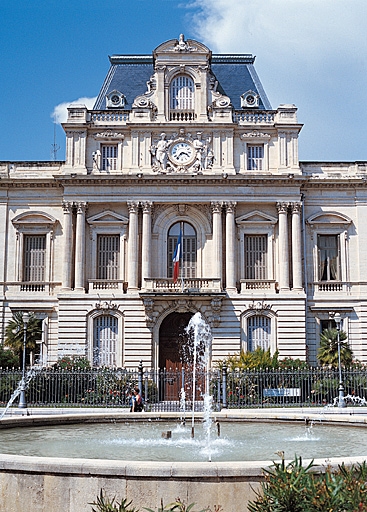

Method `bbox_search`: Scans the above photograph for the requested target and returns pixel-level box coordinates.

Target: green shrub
[90,489,138,512]
[0,345,19,367]
[53,355,91,370]
[248,455,367,512]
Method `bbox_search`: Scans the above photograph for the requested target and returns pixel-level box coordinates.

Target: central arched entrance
[159,311,207,401]
[159,312,192,370]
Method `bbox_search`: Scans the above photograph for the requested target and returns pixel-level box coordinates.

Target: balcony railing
[169,110,196,121]
[311,281,350,293]
[240,279,277,293]
[91,110,130,124]
[88,280,126,292]
[143,278,222,293]
[234,110,275,125]
[3,282,61,295]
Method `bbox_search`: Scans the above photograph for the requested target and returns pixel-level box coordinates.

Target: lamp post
[18,312,30,409]
[333,312,346,408]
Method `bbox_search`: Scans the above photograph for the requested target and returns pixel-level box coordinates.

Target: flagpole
[181,221,184,292]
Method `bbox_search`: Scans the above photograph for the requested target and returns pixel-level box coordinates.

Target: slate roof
[93,54,271,111]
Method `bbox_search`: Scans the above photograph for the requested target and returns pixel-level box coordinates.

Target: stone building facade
[1,35,366,368]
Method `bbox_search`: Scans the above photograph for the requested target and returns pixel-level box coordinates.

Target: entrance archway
[159,312,192,370]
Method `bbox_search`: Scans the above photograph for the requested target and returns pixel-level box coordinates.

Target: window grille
[170,75,194,110]
[168,222,197,278]
[23,235,46,282]
[247,145,264,171]
[245,235,267,279]
[248,315,271,351]
[318,235,340,281]
[101,145,117,171]
[97,235,120,280]
[93,315,118,366]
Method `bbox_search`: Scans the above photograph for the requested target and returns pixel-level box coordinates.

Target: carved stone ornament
[174,299,191,313]
[150,131,214,174]
[290,202,302,214]
[276,202,289,214]
[210,298,222,328]
[95,301,119,311]
[142,297,156,328]
[176,204,187,215]
[172,34,196,52]
[94,131,125,139]
[241,131,271,139]
[248,300,274,314]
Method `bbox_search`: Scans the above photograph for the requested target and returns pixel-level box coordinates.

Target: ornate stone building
[1,35,366,368]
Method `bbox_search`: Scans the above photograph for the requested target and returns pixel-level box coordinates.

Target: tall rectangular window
[101,145,117,171]
[97,235,120,280]
[245,235,267,279]
[247,145,263,170]
[23,235,46,282]
[248,316,270,351]
[318,235,340,281]
[93,315,118,366]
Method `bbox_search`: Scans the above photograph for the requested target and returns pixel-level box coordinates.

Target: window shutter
[102,145,117,171]
[248,315,270,351]
[97,235,120,280]
[245,235,267,279]
[93,315,118,366]
[247,145,264,171]
[23,235,46,282]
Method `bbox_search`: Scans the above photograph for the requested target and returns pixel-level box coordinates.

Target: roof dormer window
[170,75,195,121]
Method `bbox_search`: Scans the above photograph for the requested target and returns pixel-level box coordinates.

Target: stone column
[291,202,303,290]
[127,201,139,291]
[141,201,153,288]
[62,201,73,290]
[277,202,290,291]
[211,201,223,281]
[74,202,88,291]
[225,201,237,292]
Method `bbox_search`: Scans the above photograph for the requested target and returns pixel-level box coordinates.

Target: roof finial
[175,34,192,52]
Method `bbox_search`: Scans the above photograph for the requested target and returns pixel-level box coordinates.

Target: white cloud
[186,0,367,160]
[51,96,97,124]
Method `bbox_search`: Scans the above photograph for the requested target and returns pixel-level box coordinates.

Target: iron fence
[1,366,367,410]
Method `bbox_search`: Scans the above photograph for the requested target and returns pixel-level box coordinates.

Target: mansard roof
[93,53,271,111]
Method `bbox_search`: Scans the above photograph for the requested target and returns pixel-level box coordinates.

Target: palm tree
[317,328,353,367]
[4,312,42,365]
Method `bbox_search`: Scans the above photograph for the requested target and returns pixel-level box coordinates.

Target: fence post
[138,360,143,396]
[222,363,228,409]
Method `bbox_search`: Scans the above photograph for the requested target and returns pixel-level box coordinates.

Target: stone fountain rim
[0,409,366,477]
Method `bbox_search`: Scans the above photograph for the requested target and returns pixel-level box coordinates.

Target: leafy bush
[248,455,367,512]
[216,348,280,371]
[0,345,19,367]
[53,355,91,370]
[90,490,138,512]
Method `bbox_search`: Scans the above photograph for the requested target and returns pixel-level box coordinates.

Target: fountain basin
[0,410,367,512]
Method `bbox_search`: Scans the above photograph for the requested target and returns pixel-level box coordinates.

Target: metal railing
[1,366,367,410]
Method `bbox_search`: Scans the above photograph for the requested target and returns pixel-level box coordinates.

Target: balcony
[88,280,127,292]
[143,278,222,293]
[234,110,275,125]
[169,110,196,122]
[3,282,61,295]
[240,279,277,293]
[90,110,130,124]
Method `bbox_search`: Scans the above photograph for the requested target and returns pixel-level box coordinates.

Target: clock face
[170,142,194,164]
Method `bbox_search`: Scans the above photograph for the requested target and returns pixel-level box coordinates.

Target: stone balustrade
[234,110,275,124]
[88,280,126,292]
[169,110,196,121]
[4,282,61,295]
[240,279,277,293]
[144,278,222,293]
[91,110,130,124]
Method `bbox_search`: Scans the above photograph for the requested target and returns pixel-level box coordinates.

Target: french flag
[172,230,182,283]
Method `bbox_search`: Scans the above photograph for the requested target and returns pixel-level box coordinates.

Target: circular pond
[0,419,366,462]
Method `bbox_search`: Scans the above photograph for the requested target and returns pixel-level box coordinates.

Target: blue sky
[0,0,366,162]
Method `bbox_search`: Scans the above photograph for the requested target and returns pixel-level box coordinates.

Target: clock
[170,142,194,164]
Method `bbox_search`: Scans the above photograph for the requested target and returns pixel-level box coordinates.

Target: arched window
[93,315,118,366]
[170,75,194,111]
[248,315,270,352]
[168,222,196,279]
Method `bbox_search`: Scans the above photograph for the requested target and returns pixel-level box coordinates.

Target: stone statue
[155,133,169,171]
[193,132,206,171]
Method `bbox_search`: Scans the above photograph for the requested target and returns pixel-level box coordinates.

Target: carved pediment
[236,210,277,225]
[12,211,57,229]
[87,210,128,226]
[154,35,210,55]
[306,211,352,225]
